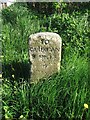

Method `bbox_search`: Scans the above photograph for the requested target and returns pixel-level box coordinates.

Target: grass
[1,2,90,120]
[2,53,89,119]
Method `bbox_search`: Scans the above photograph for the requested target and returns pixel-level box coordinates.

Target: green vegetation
[1,2,89,120]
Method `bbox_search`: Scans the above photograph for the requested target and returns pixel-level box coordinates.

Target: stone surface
[29,32,62,83]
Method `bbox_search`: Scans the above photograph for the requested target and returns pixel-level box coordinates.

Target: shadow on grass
[2,60,32,119]
[2,60,31,83]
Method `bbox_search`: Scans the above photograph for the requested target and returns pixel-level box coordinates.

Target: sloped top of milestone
[29,32,61,41]
[29,32,60,36]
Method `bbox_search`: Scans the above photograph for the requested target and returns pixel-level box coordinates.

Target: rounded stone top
[29,32,61,39]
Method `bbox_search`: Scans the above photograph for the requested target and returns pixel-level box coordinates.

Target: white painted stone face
[29,32,62,83]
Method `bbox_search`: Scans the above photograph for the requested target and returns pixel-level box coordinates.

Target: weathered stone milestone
[29,32,62,83]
